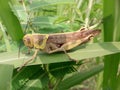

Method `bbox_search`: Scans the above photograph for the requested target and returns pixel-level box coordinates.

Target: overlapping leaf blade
[103,0,120,90]
[0,42,120,68]
[0,64,14,90]
[12,65,49,90]
[57,64,104,90]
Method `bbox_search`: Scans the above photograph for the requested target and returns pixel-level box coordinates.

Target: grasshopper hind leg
[17,49,39,71]
[46,42,78,61]
[44,42,78,61]
[62,48,77,61]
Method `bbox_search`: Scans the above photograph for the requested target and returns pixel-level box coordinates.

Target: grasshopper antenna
[24,12,35,34]
[18,40,24,58]
[18,43,21,58]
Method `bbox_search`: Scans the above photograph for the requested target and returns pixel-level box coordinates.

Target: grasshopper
[18,28,101,71]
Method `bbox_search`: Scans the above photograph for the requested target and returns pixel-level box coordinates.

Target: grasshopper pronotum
[18,28,101,71]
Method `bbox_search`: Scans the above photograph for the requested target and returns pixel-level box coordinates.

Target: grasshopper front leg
[17,49,39,71]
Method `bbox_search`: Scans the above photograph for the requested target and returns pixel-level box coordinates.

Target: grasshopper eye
[24,38,31,44]
[25,38,31,44]
[23,35,34,48]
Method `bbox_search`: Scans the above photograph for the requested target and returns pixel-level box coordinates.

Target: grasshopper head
[23,34,34,48]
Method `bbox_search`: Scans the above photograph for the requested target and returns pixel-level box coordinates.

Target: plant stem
[53,78,63,90]
[85,0,93,28]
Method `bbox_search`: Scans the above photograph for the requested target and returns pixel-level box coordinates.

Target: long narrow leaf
[103,0,120,90]
[57,64,104,90]
[0,42,120,68]
[0,0,23,41]
[0,64,14,90]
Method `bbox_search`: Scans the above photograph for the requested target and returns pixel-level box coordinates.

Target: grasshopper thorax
[23,34,34,48]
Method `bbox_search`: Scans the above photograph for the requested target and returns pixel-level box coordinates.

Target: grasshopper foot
[69,57,77,62]
[62,48,78,62]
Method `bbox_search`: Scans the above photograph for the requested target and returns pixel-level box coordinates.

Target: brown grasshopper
[17,28,101,71]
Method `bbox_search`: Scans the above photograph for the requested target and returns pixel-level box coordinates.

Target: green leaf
[0,0,24,41]
[103,0,120,90]
[30,0,75,10]
[57,64,104,90]
[117,74,120,90]
[32,16,56,26]
[0,64,14,90]
[11,5,28,22]
[49,61,77,78]
[12,65,49,90]
[0,42,120,68]
[32,16,69,26]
